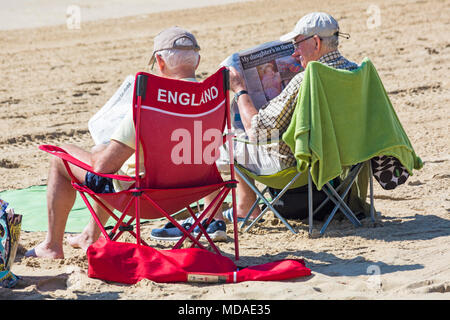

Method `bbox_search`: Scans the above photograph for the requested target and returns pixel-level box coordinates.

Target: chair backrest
[283,58,422,190]
[132,67,230,189]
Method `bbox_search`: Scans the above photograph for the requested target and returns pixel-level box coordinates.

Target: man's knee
[49,153,64,171]
[48,144,83,180]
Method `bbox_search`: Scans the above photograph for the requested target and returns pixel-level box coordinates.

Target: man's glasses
[291,35,316,50]
[291,32,351,50]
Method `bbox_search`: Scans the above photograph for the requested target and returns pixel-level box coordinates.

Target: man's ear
[195,55,201,70]
[314,35,322,52]
[155,54,165,73]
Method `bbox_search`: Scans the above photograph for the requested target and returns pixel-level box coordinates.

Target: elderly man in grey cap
[217,12,359,222]
[26,26,203,259]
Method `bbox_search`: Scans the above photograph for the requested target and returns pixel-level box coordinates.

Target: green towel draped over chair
[282,57,423,192]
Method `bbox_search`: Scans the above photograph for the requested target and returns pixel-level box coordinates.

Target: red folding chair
[39,67,240,260]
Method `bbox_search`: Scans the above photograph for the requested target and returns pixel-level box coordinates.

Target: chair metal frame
[236,160,375,236]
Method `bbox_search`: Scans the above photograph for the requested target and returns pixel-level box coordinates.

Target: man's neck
[161,69,196,80]
[319,48,337,58]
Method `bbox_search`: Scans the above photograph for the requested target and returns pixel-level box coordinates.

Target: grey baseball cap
[280,12,340,41]
[148,26,200,66]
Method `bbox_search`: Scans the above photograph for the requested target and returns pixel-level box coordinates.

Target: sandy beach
[0,0,449,301]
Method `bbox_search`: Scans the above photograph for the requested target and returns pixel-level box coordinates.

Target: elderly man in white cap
[26,26,205,259]
[216,12,359,222]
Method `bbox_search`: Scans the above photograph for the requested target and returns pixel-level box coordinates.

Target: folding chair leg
[244,198,297,234]
[78,191,110,241]
[235,168,274,228]
[140,192,209,251]
[312,163,362,216]
[324,169,360,223]
[230,185,239,261]
[318,182,354,236]
[239,186,268,230]
[319,201,340,235]
[135,196,141,245]
[235,166,300,234]
[234,166,261,229]
[368,160,376,222]
[308,171,313,235]
[311,161,375,235]
[254,173,302,234]
[185,206,222,255]
[323,182,362,227]
[310,164,363,235]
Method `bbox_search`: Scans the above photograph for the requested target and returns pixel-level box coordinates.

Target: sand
[0,0,449,300]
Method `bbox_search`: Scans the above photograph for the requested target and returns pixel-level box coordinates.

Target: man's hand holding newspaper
[220,40,303,130]
[228,66,247,92]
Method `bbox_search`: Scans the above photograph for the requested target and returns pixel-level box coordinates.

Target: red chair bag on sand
[87,237,311,284]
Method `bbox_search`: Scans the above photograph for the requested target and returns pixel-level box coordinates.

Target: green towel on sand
[282,58,422,191]
[0,186,227,232]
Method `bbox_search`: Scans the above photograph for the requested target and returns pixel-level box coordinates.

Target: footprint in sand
[0,159,20,168]
[36,275,69,291]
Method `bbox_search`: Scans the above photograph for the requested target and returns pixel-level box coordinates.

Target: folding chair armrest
[39,144,135,182]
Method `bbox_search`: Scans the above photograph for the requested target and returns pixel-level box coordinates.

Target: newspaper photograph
[220,40,303,130]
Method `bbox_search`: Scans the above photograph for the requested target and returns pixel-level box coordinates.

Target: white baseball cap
[280,12,340,41]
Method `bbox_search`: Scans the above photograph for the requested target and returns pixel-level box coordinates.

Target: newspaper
[88,75,135,145]
[220,40,303,130]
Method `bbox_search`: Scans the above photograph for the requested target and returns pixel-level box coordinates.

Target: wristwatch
[234,90,248,102]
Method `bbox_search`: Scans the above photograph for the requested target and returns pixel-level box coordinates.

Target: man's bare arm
[90,140,134,174]
[228,67,258,135]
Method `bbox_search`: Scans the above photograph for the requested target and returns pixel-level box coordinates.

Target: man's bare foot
[236,203,262,220]
[67,233,96,252]
[25,242,64,259]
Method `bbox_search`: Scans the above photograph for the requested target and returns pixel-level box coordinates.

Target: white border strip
[136,99,225,118]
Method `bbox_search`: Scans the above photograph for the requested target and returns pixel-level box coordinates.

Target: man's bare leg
[66,205,110,252]
[66,143,111,251]
[25,145,102,259]
[206,173,261,221]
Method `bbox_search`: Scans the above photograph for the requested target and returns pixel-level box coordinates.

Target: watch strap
[234,90,248,102]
